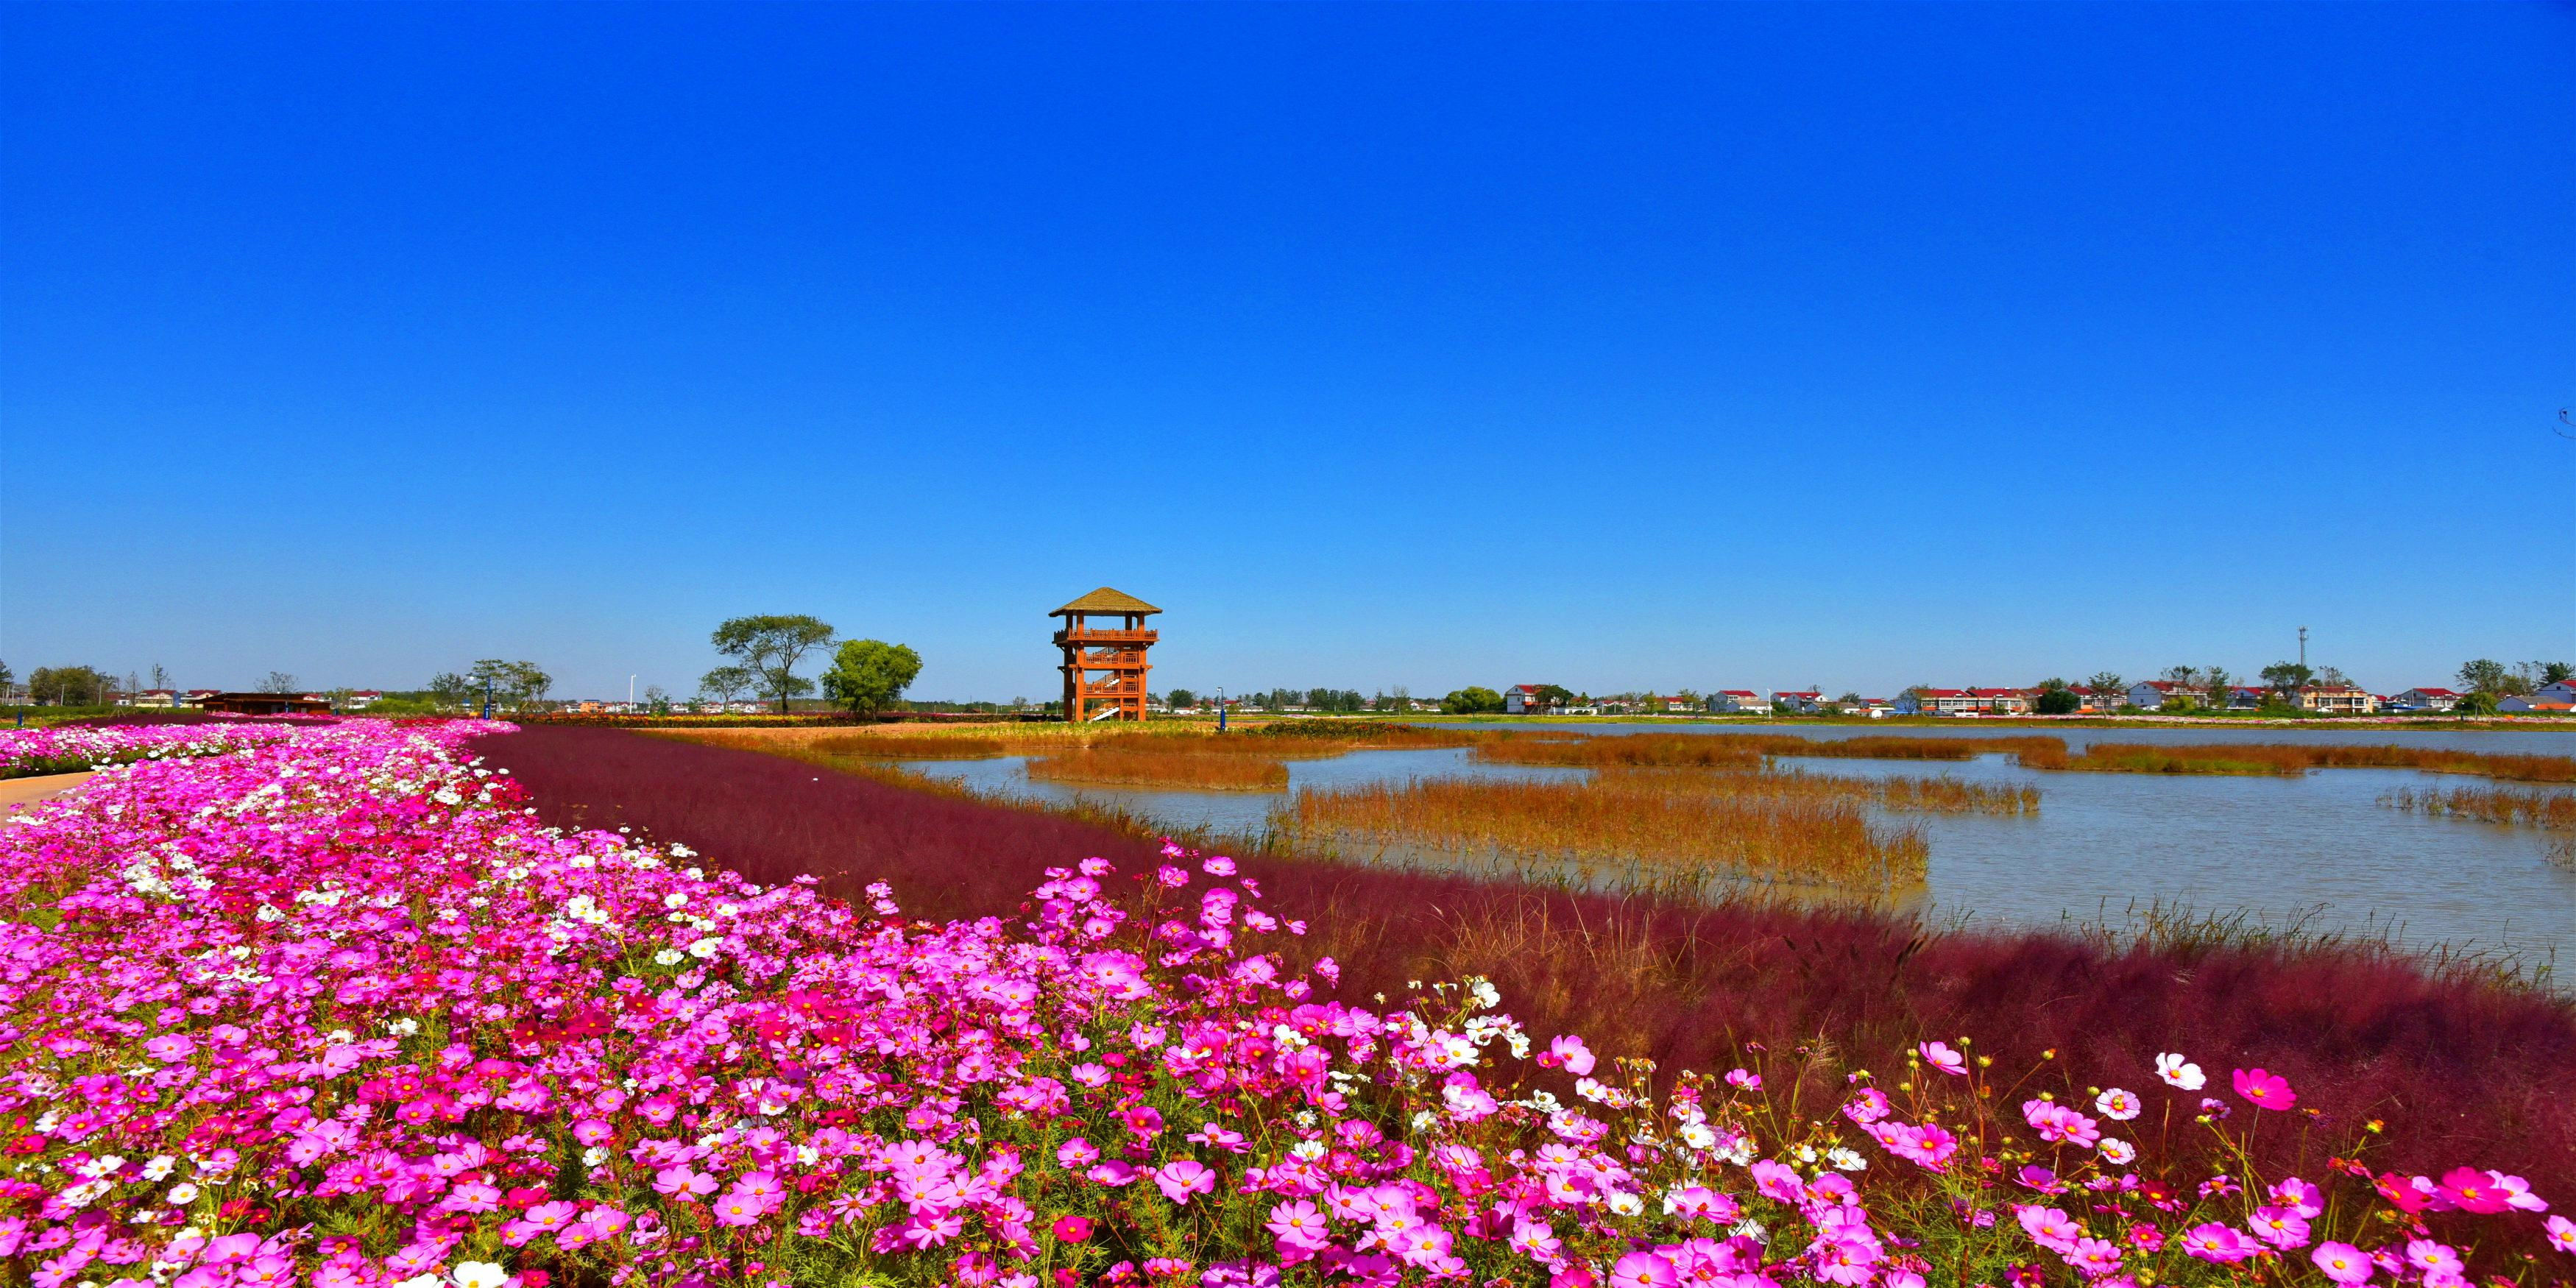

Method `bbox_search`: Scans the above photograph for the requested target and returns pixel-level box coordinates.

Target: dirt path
[0,771,94,813]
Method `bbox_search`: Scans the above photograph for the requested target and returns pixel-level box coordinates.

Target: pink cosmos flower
[1266,1200,1330,1250]
[2179,1223,2259,1264]
[1918,1041,1967,1075]
[2016,1206,2081,1254]
[1052,1214,1094,1242]
[1153,1160,1216,1204]
[1086,1161,1137,1187]
[1201,856,1236,877]
[2231,1067,2296,1110]
[144,1034,196,1061]
[2312,1242,2374,1284]
[2092,1088,2140,1120]
[2434,1167,2509,1214]
[2065,1238,2123,1278]
[2488,1172,2547,1213]
[2543,1215,2575,1255]
[1056,1137,1100,1167]
[652,1167,716,1201]
[1545,1036,1596,1076]
[1610,1251,1679,1288]
[1724,1068,1761,1091]
[712,1191,770,1227]
[2247,1206,2311,1250]
[2271,1176,2325,1218]
[1749,1160,1802,1204]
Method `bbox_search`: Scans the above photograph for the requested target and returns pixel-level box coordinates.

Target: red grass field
[470,726,2576,1221]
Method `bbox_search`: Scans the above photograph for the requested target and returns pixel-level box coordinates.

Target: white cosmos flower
[449,1262,509,1288]
[2154,1052,2206,1091]
[2095,1087,2142,1120]
[2100,1138,2137,1165]
[1606,1192,1645,1216]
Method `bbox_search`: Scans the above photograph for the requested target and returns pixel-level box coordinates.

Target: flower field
[0,721,296,780]
[4,721,2571,1287]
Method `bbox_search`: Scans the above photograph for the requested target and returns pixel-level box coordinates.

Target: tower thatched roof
[1050,587,1161,617]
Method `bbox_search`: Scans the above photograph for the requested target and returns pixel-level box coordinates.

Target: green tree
[1535,684,1577,710]
[643,684,673,716]
[2456,691,2499,715]
[28,665,109,706]
[2204,666,2235,710]
[2457,659,2520,696]
[467,659,552,711]
[1441,686,1504,715]
[2545,662,2574,684]
[819,640,923,715]
[2260,661,2313,694]
[712,615,836,713]
[2032,678,2078,715]
[427,672,473,709]
[698,666,757,707]
[2084,672,2125,702]
[1167,687,1197,710]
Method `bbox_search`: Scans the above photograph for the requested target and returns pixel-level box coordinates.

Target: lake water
[894,723,2576,975]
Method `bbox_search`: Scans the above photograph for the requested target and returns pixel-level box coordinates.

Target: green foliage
[1535,684,1577,708]
[466,660,553,711]
[2260,661,2313,692]
[2034,687,2081,715]
[24,666,110,707]
[2457,691,2500,715]
[1164,688,1197,709]
[712,615,836,712]
[819,640,923,715]
[1440,685,1504,715]
[2457,658,2522,696]
[698,666,759,705]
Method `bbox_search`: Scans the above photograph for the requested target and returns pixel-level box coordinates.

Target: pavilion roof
[1050,587,1162,617]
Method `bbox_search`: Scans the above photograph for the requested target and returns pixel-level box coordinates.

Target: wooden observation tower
[1052,587,1161,722]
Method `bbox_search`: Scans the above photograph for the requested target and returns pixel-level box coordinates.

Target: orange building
[1052,587,1160,722]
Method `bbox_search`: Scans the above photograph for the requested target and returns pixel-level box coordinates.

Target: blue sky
[4,3,2571,702]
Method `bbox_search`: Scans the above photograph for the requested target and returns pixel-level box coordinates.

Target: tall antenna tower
[2298,626,2308,670]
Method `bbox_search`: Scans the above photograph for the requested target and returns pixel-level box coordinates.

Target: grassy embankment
[467,723,2576,1248]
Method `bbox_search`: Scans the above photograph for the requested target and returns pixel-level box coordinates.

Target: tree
[467,659,552,712]
[149,663,171,691]
[2315,666,2350,688]
[698,666,757,707]
[259,671,301,695]
[428,672,474,709]
[1441,686,1504,715]
[28,665,109,706]
[2204,666,2235,709]
[2458,659,2522,696]
[2035,687,2080,715]
[1167,687,1197,710]
[819,640,922,715]
[325,687,355,712]
[2260,661,2313,693]
[2085,672,2125,701]
[643,685,673,716]
[713,615,836,713]
[2546,662,2575,684]
[1535,684,1577,710]
[2457,691,2499,715]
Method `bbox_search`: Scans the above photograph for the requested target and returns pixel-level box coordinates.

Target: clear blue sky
[4,3,2570,702]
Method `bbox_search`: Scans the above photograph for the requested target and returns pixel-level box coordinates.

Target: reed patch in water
[803,734,1007,759]
[2380,784,2576,830]
[1027,748,1290,791]
[1274,773,1928,894]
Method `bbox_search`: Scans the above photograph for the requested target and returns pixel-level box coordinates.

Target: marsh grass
[1027,747,1291,791]
[803,734,1007,759]
[2380,783,2576,830]
[1274,773,1928,894]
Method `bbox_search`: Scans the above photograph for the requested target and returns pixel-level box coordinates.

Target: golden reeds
[1273,774,1928,894]
[2381,784,2576,830]
[804,734,1006,760]
[1026,749,1290,792]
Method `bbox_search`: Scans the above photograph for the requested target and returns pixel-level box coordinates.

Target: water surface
[894,724,2575,972]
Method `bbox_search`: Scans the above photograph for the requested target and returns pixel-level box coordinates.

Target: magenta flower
[1545,1035,1596,1075]
[2312,1242,2374,1284]
[1918,1040,1967,1075]
[2179,1223,2260,1264]
[1052,1214,1094,1243]
[652,1167,716,1201]
[1153,1159,1217,1204]
[2434,1167,2510,1214]
[1265,1200,1329,1250]
[1610,1250,1679,1288]
[143,1034,195,1062]
[2230,1067,2296,1110]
